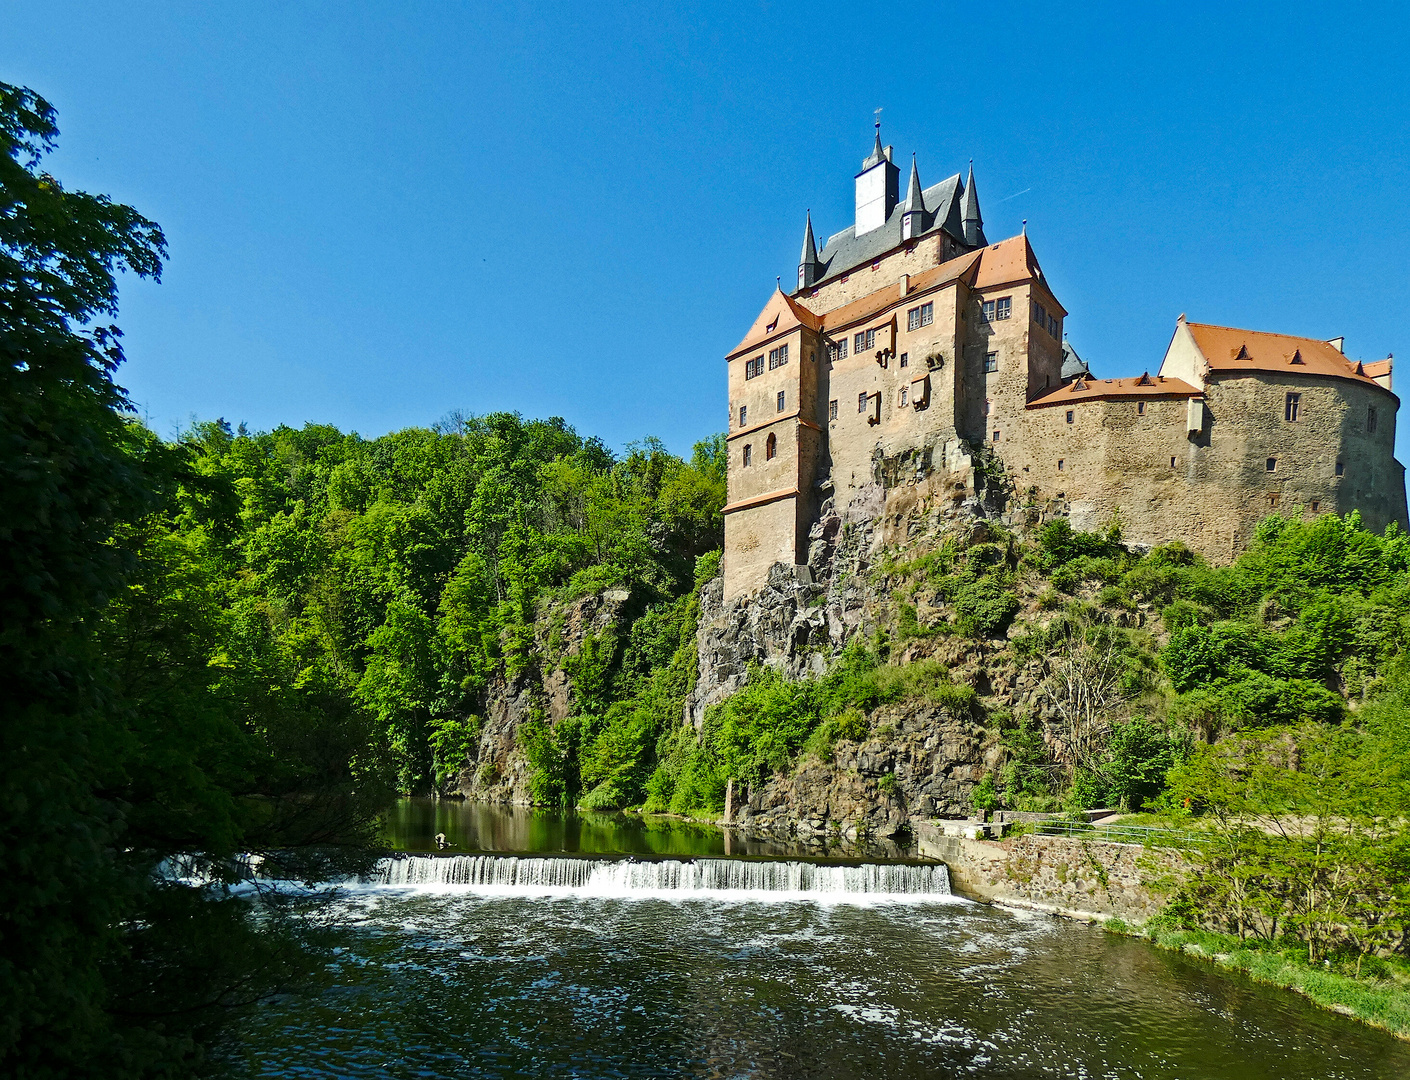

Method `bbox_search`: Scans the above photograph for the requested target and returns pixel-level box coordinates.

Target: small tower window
[1269,493,1281,508]
[743,444,752,467]
[899,387,908,407]
[1057,459,1065,471]
[1137,401,1146,415]
[1311,500,1321,513]
[1336,461,1345,477]
[765,433,777,461]
[858,392,868,414]
[829,399,838,421]
[1368,406,1379,433]
[1266,457,1277,472]
[1285,392,1301,421]
[899,352,909,368]
[993,430,1001,442]
[1170,456,1177,468]
[777,391,786,412]
[1066,410,1074,424]
[985,353,999,373]
[738,405,747,428]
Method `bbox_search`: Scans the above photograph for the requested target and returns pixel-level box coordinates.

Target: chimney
[1327,336,1345,353]
[883,145,893,162]
[899,273,909,297]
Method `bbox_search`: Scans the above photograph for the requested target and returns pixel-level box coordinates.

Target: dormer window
[745,355,763,379]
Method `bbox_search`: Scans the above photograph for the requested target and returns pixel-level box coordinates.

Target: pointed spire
[797,210,820,291]
[961,160,985,247]
[904,155,926,214]
[863,118,886,169]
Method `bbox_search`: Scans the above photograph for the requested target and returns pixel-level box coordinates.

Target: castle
[722,126,1407,601]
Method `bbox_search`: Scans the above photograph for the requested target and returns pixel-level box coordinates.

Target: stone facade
[723,132,1407,600]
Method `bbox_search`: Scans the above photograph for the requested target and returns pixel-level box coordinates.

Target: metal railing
[1031,820,1208,847]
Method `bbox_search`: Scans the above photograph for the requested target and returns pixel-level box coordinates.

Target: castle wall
[723,495,801,601]
[801,232,947,315]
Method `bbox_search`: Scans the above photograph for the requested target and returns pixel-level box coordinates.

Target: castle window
[1266,457,1277,472]
[829,399,838,421]
[984,399,991,416]
[1066,410,1074,424]
[1311,500,1320,513]
[1049,314,1059,337]
[993,429,1001,442]
[900,352,909,368]
[738,405,747,428]
[900,387,908,407]
[828,338,848,362]
[777,390,786,412]
[1269,493,1281,508]
[1035,301,1047,328]
[743,444,751,467]
[1137,401,1146,415]
[745,355,763,379]
[920,302,933,326]
[808,350,815,363]
[1285,393,1301,421]
[854,329,877,352]
[769,343,789,369]
[858,392,868,414]
[982,299,995,322]
[995,297,1012,320]
[765,433,777,460]
[1368,406,1379,433]
[1336,461,1345,477]
[1057,459,1065,471]
[985,353,998,373]
[1171,456,1177,468]
[908,306,922,331]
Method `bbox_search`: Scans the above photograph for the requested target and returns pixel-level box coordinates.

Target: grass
[1105,923,1410,1040]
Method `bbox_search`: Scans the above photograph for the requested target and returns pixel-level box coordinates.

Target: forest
[6,73,1410,1077]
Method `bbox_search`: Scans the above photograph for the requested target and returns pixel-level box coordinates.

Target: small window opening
[984,399,991,416]
[738,405,747,428]
[899,387,908,407]
[765,433,777,461]
[1269,493,1280,508]
[1285,392,1301,421]
[984,353,998,373]
[1057,459,1065,471]
[900,352,909,368]
[1266,457,1277,472]
[1066,410,1074,424]
[742,444,751,467]
[828,399,838,421]
[1170,456,1177,468]
[858,392,867,414]
[776,390,785,412]
[1336,461,1345,477]
[1137,401,1146,415]
[993,429,1000,442]
[1368,406,1379,433]
[1311,500,1321,513]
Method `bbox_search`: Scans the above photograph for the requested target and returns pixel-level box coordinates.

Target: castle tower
[901,156,926,242]
[854,123,899,237]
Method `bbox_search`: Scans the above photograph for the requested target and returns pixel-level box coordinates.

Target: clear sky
[6,1,1410,468]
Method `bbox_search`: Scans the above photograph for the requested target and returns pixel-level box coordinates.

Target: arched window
[743,444,752,467]
[765,433,777,460]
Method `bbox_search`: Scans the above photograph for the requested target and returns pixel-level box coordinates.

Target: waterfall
[372,854,951,899]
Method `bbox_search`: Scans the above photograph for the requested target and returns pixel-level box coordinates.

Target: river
[231,799,1410,1078]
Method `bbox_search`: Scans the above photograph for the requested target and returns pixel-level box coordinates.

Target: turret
[901,155,926,242]
[854,121,899,237]
[961,161,986,248]
[798,210,820,291]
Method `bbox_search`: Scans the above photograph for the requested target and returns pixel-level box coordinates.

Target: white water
[371,854,952,902]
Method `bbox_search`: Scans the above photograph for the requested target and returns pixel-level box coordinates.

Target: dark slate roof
[813,174,965,287]
[1061,339,1091,381]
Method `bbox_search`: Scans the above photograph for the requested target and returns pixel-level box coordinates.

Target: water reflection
[381,798,916,861]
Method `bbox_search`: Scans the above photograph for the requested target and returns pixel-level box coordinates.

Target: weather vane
[873,107,882,131]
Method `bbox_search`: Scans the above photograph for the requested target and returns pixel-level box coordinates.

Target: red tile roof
[728,287,822,358]
[1029,373,1201,408]
[1186,322,1386,390]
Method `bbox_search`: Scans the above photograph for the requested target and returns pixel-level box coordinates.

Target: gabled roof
[728,287,822,358]
[1028,374,1202,408]
[1186,322,1389,391]
[811,174,966,287]
[1061,339,1090,380]
[972,234,1057,309]
[903,157,925,215]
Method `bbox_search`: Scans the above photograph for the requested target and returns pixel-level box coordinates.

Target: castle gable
[817,249,982,334]
[729,288,821,359]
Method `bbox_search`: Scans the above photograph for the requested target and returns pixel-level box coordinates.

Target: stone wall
[918,826,1181,923]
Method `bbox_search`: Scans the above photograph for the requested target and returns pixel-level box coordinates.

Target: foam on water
[368,853,954,903]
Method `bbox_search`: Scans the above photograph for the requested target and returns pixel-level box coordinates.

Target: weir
[373,854,952,898]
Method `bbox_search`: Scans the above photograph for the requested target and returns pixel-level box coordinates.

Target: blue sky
[5,1,1410,467]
